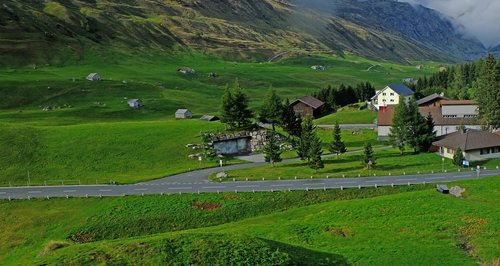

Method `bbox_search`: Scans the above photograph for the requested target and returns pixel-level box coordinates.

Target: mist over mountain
[398,0,500,47]
[0,0,492,66]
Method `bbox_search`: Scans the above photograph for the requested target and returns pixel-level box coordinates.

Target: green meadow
[221,148,500,181]
[0,51,442,184]
[1,177,498,265]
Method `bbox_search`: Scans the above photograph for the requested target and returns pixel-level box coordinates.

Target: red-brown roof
[377,105,397,126]
[440,100,478,105]
[418,106,478,126]
[432,130,500,151]
[291,96,324,109]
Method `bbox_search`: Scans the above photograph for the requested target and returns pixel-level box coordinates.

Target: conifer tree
[362,142,376,168]
[477,54,500,129]
[297,117,315,161]
[308,134,324,171]
[453,148,465,166]
[264,131,282,166]
[329,121,346,157]
[220,85,236,129]
[259,87,283,131]
[280,99,303,137]
[388,97,409,155]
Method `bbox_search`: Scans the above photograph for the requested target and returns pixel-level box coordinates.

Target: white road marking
[270,184,292,187]
[134,188,148,191]
[63,190,76,193]
[303,183,325,186]
[365,180,387,183]
[28,191,42,194]
[334,181,356,184]
[396,178,417,181]
[236,185,260,188]
[99,189,112,192]
[168,187,193,190]
[202,186,226,189]
[425,177,445,180]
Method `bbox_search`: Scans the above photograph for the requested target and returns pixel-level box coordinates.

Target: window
[446,148,454,154]
[390,93,395,96]
[464,115,477,118]
[443,115,457,118]
[480,148,491,155]
[382,93,387,96]
[383,99,387,102]
[390,99,394,102]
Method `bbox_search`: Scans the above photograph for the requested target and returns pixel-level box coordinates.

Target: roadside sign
[462,160,469,166]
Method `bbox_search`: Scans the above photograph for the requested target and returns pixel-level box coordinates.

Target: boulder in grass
[216,172,228,179]
[450,186,465,197]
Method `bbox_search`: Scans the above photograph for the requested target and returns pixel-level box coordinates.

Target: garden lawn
[222,148,500,181]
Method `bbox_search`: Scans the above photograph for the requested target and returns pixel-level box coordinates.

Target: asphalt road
[1,169,499,200]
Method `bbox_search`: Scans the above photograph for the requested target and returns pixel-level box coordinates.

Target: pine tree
[264,131,282,166]
[477,54,500,129]
[329,121,346,157]
[220,85,236,129]
[221,80,254,129]
[297,117,314,161]
[362,142,376,169]
[388,97,409,155]
[308,134,324,171]
[419,113,437,152]
[453,148,465,166]
[280,98,302,137]
[259,87,283,131]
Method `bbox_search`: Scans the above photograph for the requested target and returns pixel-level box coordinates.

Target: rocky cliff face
[0,0,488,65]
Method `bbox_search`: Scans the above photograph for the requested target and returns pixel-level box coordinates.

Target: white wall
[442,105,478,117]
[372,87,410,110]
[465,149,500,161]
[377,126,391,139]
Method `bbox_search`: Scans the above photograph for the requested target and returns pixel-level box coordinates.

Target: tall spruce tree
[297,117,315,161]
[477,54,500,129]
[362,142,376,168]
[388,98,409,155]
[406,98,429,153]
[280,98,303,137]
[453,148,465,166]
[264,131,282,166]
[259,87,283,131]
[419,113,437,152]
[220,85,236,129]
[329,122,346,157]
[308,134,324,171]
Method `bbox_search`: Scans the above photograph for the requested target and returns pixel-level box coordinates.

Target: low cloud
[399,0,500,47]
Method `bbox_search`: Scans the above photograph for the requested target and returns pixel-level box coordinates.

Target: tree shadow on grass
[262,238,351,266]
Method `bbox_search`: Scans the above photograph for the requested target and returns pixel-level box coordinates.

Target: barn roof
[416,93,449,106]
[291,96,324,109]
[176,109,191,114]
[440,100,478,106]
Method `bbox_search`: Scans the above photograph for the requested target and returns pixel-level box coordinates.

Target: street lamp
[442,157,445,172]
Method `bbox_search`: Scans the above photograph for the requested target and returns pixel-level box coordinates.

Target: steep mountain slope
[292,0,485,60]
[0,0,487,66]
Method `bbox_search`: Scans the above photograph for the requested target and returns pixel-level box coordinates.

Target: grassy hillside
[0,185,430,264]
[0,52,443,184]
[1,177,497,265]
